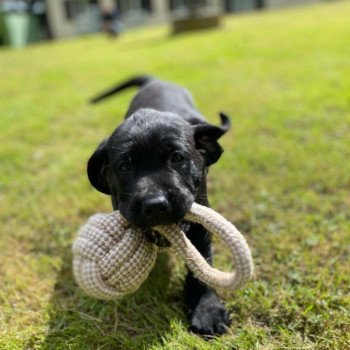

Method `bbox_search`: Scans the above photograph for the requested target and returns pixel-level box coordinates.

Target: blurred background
[0,0,323,48]
[1,0,349,349]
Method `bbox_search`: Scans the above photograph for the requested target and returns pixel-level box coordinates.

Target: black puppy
[88,76,231,336]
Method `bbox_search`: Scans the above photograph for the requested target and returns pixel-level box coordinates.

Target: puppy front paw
[189,293,231,337]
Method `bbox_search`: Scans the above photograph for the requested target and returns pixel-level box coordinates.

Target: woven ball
[73,203,254,300]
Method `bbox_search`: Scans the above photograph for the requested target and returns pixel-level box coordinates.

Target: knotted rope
[73,203,254,300]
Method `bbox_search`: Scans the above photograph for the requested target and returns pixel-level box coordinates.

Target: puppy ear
[193,112,231,166]
[87,139,111,195]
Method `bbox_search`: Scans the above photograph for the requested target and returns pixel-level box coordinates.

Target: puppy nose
[142,196,169,217]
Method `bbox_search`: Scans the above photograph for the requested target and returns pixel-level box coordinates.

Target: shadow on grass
[32,240,185,350]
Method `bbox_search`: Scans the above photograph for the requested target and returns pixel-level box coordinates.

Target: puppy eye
[171,152,184,163]
[118,160,132,172]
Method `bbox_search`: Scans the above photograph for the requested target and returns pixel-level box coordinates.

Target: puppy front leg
[184,223,231,337]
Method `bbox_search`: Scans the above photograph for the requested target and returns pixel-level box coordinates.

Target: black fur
[88,76,231,336]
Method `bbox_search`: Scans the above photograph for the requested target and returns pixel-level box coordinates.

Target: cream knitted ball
[73,203,254,300]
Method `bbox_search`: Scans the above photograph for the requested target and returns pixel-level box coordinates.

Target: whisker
[107,146,123,151]
[122,192,134,197]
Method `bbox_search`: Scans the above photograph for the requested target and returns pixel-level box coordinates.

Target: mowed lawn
[1,2,350,349]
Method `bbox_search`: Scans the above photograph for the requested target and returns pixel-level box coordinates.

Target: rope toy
[73,203,254,300]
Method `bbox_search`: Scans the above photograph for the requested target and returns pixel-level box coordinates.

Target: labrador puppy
[88,76,231,336]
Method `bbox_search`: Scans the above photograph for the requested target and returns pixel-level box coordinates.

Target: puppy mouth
[140,218,192,248]
[119,200,193,247]
[129,211,186,229]
[124,215,182,248]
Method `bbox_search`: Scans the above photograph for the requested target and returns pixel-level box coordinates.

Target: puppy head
[87,108,230,228]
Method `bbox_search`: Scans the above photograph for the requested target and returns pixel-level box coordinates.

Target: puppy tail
[90,75,153,104]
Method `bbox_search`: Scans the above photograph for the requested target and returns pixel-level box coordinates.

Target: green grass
[1,1,350,349]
